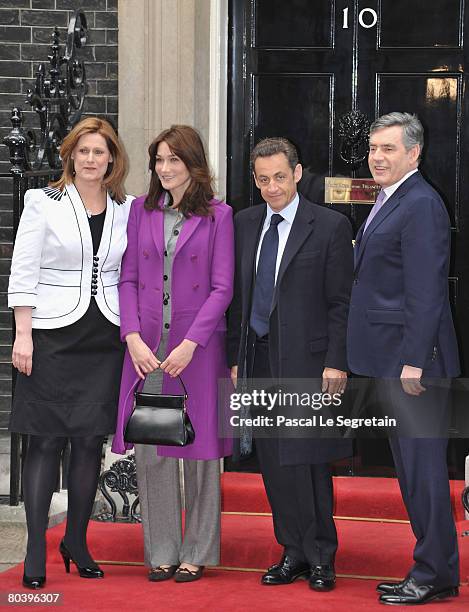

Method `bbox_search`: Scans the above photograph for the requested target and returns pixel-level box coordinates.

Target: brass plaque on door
[325,177,379,204]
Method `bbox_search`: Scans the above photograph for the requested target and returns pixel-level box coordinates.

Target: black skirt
[9,299,125,437]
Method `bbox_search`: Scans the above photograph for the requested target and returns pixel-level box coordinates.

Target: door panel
[254,74,333,179]
[380,0,462,48]
[255,0,334,48]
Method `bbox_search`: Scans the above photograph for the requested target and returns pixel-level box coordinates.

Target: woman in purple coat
[112,125,234,582]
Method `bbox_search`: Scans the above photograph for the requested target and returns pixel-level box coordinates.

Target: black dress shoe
[59,539,104,579]
[261,555,310,585]
[309,564,336,591]
[379,577,459,605]
[22,571,46,590]
[377,577,409,594]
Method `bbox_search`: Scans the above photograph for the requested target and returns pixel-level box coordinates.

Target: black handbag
[124,375,195,446]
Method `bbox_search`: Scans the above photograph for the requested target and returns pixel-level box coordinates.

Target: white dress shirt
[380,168,418,204]
[255,193,299,283]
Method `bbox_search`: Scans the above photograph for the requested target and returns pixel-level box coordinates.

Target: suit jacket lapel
[96,192,114,261]
[242,205,266,304]
[237,204,265,325]
[150,208,164,259]
[354,171,422,272]
[174,214,202,258]
[354,195,401,272]
[65,183,94,264]
[354,223,365,267]
[271,196,315,312]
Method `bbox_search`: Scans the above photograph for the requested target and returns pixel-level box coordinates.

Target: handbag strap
[135,373,188,397]
[174,374,188,397]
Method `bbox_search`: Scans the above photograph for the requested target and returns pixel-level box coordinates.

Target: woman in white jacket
[8,117,133,588]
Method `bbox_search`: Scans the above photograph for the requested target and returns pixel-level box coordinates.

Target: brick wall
[0,0,118,430]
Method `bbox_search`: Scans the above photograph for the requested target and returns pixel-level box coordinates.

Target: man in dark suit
[227,137,353,591]
[347,112,460,605]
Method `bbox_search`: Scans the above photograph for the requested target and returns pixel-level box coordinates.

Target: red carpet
[221,473,467,521]
[1,566,468,612]
[1,474,469,611]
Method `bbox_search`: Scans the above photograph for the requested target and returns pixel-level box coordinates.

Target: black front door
[227,0,469,477]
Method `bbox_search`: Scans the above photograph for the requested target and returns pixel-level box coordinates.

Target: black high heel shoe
[22,565,46,589]
[59,539,104,579]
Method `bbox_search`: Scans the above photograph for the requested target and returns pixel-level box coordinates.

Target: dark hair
[145,125,214,216]
[51,116,128,203]
[251,137,299,172]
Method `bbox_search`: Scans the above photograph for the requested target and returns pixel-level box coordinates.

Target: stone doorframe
[118,0,228,198]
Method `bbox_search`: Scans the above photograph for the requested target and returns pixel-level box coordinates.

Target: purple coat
[111,195,234,459]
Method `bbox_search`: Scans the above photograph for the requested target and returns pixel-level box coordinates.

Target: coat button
[165,323,170,329]
[143,250,149,258]
[164,250,168,257]
[140,282,145,289]
[93,256,99,262]
[174,230,179,236]
[190,254,197,261]
[163,274,168,281]
[193,284,199,290]
[163,299,169,306]
[91,290,97,296]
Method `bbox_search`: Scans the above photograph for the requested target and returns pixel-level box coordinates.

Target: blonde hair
[51,117,128,203]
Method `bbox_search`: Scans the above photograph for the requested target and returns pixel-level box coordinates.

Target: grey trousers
[134,444,221,567]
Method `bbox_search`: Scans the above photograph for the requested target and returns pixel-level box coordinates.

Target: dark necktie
[250,213,284,337]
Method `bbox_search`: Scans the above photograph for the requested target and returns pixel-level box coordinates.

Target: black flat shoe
[309,564,336,591]
[22,572,46,590]
[59,539,104,579]
[148,565,178,582]
[174,566,204,583]
[261,555,310,585]
[379,577,459,605]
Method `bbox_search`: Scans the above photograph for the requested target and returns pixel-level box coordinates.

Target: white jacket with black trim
[8,183,134,329]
